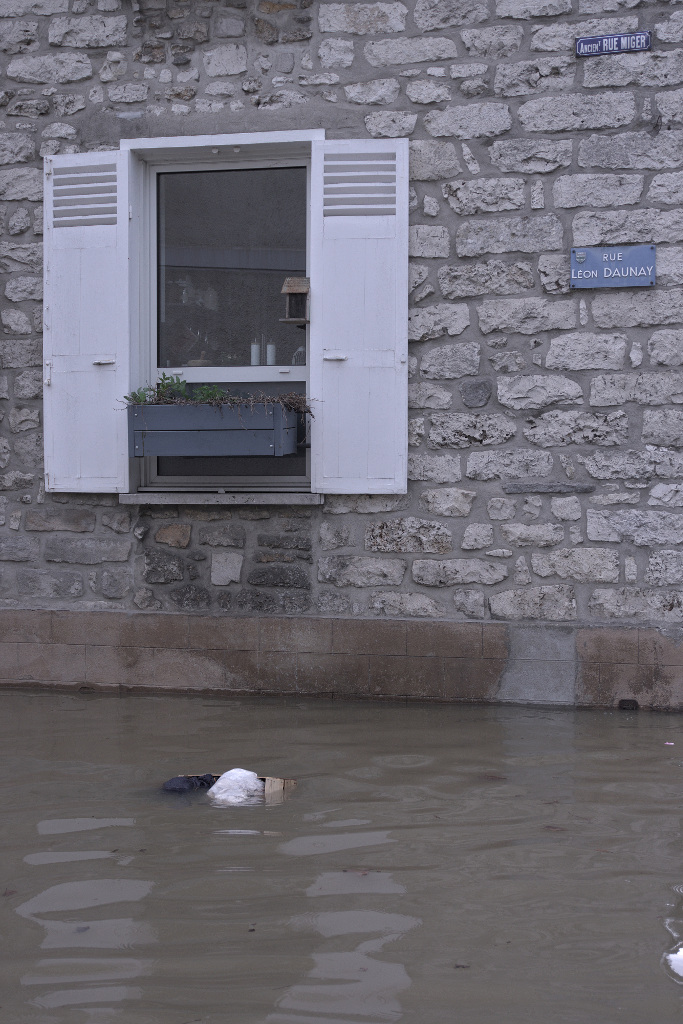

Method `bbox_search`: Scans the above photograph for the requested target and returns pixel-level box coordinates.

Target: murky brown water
[1,690,683,1024]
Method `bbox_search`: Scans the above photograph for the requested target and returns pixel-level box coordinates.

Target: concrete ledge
[0,609,682,709]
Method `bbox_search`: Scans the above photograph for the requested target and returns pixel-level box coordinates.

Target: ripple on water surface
[0,691,682,1024]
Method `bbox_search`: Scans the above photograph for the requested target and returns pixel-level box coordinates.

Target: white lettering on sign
[576,32,649,56]
[603,265,654,278]
[603,252,624,261]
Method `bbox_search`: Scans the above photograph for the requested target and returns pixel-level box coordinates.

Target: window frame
[128,134,319,494]
[148,156,312,386]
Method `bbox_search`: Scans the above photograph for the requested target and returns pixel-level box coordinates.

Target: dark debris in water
[163,774,217,793]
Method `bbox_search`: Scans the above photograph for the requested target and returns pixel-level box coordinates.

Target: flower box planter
[128,403,298,458]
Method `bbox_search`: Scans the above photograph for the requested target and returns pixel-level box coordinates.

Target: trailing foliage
[123,374,312,415]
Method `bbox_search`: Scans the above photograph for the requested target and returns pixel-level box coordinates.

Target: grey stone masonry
[0,0,682,638]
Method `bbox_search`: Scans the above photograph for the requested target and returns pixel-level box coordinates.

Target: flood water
[1,690,683,1024]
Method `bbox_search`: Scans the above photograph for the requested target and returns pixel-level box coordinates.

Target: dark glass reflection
[157,453,307,479]
[158,167,307,369]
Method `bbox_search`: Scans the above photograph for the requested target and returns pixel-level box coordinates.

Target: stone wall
[1,0,683,635]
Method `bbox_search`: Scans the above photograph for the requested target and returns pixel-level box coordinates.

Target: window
[157,166,307,370]
[42,131,408,499]
[152,162,309,491]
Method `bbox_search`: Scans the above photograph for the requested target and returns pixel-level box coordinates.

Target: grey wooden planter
[128,403,298,458]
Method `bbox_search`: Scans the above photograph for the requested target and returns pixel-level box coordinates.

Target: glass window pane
[158,167,307,369]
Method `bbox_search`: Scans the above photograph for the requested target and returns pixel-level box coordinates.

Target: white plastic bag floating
[208,769,265,807]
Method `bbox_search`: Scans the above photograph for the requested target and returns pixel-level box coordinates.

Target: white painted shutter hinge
[44,361,52,386]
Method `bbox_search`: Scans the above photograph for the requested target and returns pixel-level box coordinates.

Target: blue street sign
[570,245,656,289]
[575,31,651,57]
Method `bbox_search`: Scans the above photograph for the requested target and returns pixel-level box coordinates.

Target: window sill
[118,492,324,506]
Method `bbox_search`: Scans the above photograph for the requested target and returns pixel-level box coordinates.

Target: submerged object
[208,769,265,806]
[162,773,218,793]
[161,771,297,804]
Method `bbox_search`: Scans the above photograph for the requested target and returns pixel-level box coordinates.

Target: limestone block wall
[0,0,682,631]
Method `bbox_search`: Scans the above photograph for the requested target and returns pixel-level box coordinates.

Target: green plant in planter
[192,383,232,405]
[123,373,188,406]
[123,375,312,416]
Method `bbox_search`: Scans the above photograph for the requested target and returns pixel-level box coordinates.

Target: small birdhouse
[280,277,310,325]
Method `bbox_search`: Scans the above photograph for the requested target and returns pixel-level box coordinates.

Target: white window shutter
[309,139,409,494]
[43,151,131,492]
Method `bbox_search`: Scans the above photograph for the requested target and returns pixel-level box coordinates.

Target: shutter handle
[44,361,52,386]
[93,358,116,365]
[323,352,348,361]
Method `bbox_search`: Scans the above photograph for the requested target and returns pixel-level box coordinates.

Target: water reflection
[279,832,396,857]
[17,879,153,917]
[25,851,117,865]
[270,952,412,1024]
[291,910,418,939]
[17,816,155,1016]
[32,984,143,1010]
[37,818,136,835]
[22,957,148,985]
[22,958,147,1011]
[270,904,419,1024]
[272,819,418,1024]
[306,873,405,897]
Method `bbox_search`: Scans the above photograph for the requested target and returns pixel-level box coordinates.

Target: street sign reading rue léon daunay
[575,31,651,57]
[570,245,656,289]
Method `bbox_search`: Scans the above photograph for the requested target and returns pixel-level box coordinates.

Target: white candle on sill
[250,341,260,366]
[266,343,276,366]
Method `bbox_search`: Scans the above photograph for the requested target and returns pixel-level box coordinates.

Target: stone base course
[1,609,682,711]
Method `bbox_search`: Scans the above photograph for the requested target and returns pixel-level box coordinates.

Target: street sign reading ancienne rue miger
[570,246,656,289]
[575,31,651,57]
